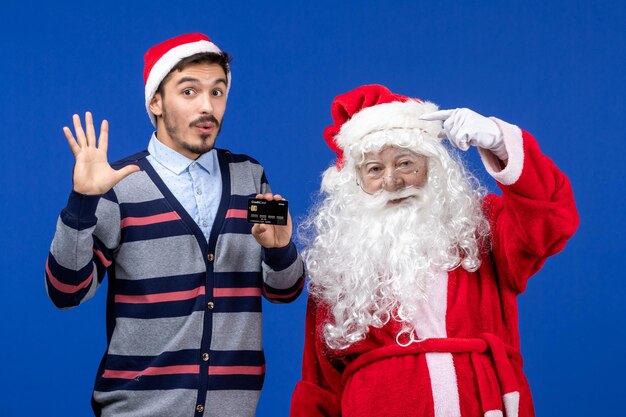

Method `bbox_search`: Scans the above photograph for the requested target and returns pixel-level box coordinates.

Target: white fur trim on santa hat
[335,100,443,152]
[144,40,231,127]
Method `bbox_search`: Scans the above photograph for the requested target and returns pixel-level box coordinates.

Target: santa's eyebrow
[361,151,419,165]
[361,158,384,166]
[392,150,420,159]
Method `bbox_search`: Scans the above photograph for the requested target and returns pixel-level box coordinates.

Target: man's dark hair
[156,51,232,96]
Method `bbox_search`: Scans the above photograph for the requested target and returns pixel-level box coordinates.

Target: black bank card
[247,198,288,225]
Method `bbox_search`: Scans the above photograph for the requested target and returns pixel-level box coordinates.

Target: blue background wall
[0,1,623,415]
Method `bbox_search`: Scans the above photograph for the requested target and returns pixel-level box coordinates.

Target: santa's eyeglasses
[356,150,427,195]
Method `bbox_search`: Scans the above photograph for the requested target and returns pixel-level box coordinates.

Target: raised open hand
[63,112,140,195]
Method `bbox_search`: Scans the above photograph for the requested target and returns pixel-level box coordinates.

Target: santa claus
[290,84,579,417]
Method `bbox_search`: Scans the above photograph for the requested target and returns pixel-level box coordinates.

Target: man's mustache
[190,115,220,128]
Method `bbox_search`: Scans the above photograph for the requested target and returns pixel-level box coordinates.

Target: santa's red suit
[290,119,579,417]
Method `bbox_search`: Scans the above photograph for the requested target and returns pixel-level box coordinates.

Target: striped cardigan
[45,148,305,417]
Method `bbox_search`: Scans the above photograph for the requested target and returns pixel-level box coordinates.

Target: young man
[46,33,305,416]
[290,84,578,416]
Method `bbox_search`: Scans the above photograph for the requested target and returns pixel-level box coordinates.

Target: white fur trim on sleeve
[477,117,524,185]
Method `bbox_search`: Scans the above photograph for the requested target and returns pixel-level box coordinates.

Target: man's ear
[150,92,163,117]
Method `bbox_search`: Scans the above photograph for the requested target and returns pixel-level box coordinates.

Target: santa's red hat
[143,33,231,126]
[324,84,441,169]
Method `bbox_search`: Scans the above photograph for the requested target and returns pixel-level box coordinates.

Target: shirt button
[202,220,208,227]
[196,404,204,413]
[196,188,202,195]
[191,162,197,168]
[202,353,210,361]
[207,253,214,262]
[207,301,215,309]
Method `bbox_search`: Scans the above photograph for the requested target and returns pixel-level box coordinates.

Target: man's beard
[163,109,222,155]
[303,178,486,350]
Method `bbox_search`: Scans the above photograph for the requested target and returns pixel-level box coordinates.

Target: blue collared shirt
[146,134,222,242]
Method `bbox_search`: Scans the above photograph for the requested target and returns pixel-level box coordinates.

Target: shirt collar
[148,133,217,175]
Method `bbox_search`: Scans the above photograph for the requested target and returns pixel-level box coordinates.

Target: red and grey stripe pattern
[46,149,304,416]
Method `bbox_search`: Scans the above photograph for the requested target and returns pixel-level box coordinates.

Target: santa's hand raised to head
[420,108,508,161]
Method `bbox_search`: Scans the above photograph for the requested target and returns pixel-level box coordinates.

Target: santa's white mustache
[359,186,425,210]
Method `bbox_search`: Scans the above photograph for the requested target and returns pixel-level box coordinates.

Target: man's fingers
[72,114,87,147]
[254,193,274,201]
[98,120,109,152]
[63,126,80,156]
[253,193,286,201]
[85,112,96,147]
[419,109,455,121]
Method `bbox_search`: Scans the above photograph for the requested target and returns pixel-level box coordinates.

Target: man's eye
[183,89,195,96]
[212,89,224,97]
[368,166,382,174]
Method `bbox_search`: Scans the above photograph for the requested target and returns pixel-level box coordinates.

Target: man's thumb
[116,165,140,181]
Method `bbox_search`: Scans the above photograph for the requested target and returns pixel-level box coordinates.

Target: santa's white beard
[304,180,485,350]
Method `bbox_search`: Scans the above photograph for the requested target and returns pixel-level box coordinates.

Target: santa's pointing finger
[423,107,508,160]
